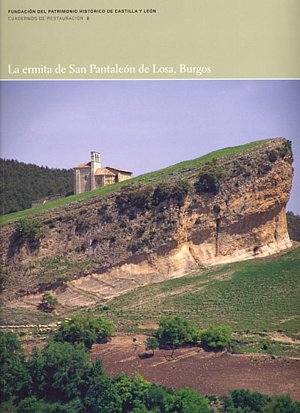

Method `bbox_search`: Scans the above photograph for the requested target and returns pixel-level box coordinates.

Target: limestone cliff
[0,138,293,307]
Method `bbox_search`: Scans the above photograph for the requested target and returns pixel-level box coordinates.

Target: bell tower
[90,151,101,190]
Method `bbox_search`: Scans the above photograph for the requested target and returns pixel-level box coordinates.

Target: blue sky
[1,80,299,213]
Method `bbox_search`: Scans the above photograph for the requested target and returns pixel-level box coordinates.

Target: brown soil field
[92,334,300,400]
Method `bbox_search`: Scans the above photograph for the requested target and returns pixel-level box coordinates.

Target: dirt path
[92,335,300,400]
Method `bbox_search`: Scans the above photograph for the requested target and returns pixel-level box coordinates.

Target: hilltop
[0,139,268,225]
[0,137,294,314]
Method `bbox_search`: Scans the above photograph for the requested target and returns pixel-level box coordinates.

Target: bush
[200,325,232,350]
[156,316,200,349]
[38,292,58,313]
[263,395,300,413]
[53,314,114,348]
[0,332,30,401]
[222,389,270,412]
[16,218,45,241]
[164,388,211,413]
[194,160,225,195]
[152,181,190,208]
[16,218,44,237]
[145,337,159,354]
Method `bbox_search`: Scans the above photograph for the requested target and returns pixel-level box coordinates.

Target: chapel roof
[106,166,133,174]
[95,168,116,176]
[73,162,91,169]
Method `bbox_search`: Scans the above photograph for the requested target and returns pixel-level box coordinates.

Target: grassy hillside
[0,139,268,225]
[1,247,299,357]
[0,159,73,215]
[99,247,300,339]
[3,246,297,357]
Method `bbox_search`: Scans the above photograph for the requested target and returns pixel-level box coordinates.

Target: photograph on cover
[1,79,300,407]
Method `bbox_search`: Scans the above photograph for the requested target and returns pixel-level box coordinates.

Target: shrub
[164,388,211,413]
[152,181,190,208]
[145,337,159,354]
[38,292,58,313]
[0,332,30,401]
[116,187,152,214]
[156,316,200,349]
[264,395,300,413]
[222,389,270,412]
[16,218,45,241]
[194,160,225,195]
[200,325,232,350]
[114,372,151,412]
[53,314,114,348]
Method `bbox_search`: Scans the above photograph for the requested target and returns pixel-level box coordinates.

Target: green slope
[102,247,300,338]
[0,139,268,225]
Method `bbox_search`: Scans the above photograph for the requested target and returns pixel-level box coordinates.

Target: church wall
[75,169,91,194]
[118,172,132,182]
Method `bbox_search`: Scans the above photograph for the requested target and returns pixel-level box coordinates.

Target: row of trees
[145,316,232,357]
[1,329,299,413]
[51,314,232,353]
[0,158,73,215]
[0,330,211,413]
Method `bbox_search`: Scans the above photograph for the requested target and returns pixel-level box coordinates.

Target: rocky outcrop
[0,138,293,306]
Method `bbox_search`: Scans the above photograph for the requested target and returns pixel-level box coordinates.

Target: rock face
[0,138,293,306]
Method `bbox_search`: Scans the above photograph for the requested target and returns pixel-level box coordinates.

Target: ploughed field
[92,334,300,401]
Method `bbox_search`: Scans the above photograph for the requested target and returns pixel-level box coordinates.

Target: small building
[73,151,133,195]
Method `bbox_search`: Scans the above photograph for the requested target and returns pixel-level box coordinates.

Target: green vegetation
[145,337,159,355]
[222,389,300,413]
[1,331,300,412]
[163,388,211,413]
[287,211,300,242]
[229,336,300,358]
[53,314,114,348]
[16,217,42,236]
[156,316,200,349]
[38,293,58,313]
[200,325,232,350]
[1,248,299,357]
[146,317,231,353]
[0,158,73,215]
[1,139,268,225]
[194,159,225,195]
[103,248,300,343]
[15,217,45,241]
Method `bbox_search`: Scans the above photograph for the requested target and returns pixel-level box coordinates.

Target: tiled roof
[73,162,91,169]
[95,167,116,176]
[106,166,133,174]
[73,162,133,174]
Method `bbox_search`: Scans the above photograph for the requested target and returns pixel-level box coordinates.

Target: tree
[145,337,159,355]
[263,395,300,413]
[38,292,58,313]
[156,316,200,356]
[0,158,73,215]
[146,384,172,412]
[84,374,122,413]
[53,314,114,348]
[0,332,30,401]
[287,211,300,242]
[164,388,211,413]
[16,396,47,413]
[26,341,92,401]
[222,389,270,412]
[114,372,151,412]
[200,325,232,350]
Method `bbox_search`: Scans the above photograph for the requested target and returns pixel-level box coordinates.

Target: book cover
[1,0,300,409]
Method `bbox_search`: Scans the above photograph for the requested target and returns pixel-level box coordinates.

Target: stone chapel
[73,151,133,194]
